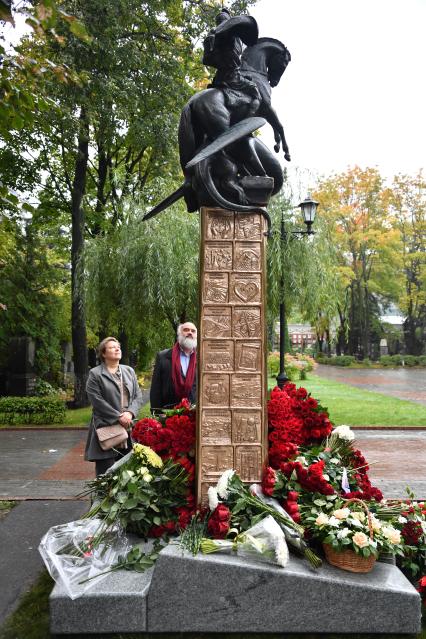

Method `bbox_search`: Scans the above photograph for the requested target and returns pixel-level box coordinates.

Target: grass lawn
[0,569,424,639]
[268,374,426,427]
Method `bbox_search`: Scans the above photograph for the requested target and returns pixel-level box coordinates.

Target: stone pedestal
[197,207,268,504]
[50,543,422,635]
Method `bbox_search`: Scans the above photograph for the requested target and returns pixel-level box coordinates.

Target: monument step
[49,542,421,635]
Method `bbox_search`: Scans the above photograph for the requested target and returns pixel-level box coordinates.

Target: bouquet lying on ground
[181,469,322,568]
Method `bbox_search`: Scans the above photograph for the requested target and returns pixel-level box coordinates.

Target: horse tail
[178,103,195,171]
[196,160,271,232]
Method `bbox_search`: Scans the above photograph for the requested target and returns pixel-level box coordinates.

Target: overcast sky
[250,0,426,187]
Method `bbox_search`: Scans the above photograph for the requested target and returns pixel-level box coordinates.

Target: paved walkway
[315,364,426,406]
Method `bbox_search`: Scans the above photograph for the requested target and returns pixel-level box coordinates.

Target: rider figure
[203,8,261,116]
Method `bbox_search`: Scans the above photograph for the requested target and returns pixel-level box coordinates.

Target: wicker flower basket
[322,498,376,574]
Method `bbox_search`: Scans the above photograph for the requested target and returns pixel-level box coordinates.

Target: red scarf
[171,341,196,402]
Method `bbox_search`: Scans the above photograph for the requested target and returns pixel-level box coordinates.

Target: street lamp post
[275,195,319,389]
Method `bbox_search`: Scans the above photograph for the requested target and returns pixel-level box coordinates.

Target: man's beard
[178,335,197,351]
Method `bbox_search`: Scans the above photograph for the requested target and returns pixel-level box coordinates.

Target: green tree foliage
[314,167,402,358]
[390,172,426,355]
[0,219,69,380]
[266,188,340,355]
[85,191,199,367]
[1,0,256,403]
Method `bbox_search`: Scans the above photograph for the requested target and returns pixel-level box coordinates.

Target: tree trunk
[71,108,90,407]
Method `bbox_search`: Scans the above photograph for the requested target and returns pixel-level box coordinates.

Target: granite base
[50,542,422,635]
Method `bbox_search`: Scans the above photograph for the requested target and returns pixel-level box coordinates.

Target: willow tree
[266,187,340,354]
[85,185,199,367]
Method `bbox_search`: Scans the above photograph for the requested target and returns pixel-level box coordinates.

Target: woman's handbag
[96,367,129,451]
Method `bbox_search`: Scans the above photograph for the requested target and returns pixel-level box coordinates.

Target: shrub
[418,356,426,366]
[34,378,58,396]
[0,396,66,425]
[403,355,419,367]
[380,355,403,367]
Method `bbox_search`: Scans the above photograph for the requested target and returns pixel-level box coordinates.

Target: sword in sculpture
[142,117,267,222]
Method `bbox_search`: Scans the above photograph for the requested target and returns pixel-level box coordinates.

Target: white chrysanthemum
[398,515,407,524]
[295,455,307,465]
[328,516,341,527]
[348,517,363,528]
[274,536,289,567]
[142,473,152,483]
[216,469,235,499]
[208,486,219,511]
[337,527,350,539]
[333,425,355,441]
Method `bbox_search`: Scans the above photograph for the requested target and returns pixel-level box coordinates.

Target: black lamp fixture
[298,194,319,235]
[275,194,319,389]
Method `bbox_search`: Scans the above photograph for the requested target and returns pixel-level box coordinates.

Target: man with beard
[150,322,197,413]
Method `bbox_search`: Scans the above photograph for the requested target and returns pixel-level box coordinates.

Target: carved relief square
[203,273,228,304]
[232,410,262,444]
[235,214,262,240]
[203,340,234,372]
[201,445,234,477]
[235,341,262,372]
[231,374,262,408]
[204,242,233,271]
[205,210,234,240]
[235,446,262,482]
[202,373,230,407]
[230,273,261,304]
[234,242,261,272]
[201,409,232,444]
[232,307,261,338]
[202,306,232,338]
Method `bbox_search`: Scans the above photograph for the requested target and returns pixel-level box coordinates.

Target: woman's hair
[97,336,120,361]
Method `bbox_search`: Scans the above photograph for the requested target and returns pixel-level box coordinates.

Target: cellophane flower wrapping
[38,518,130,600]
[202,515,288,568]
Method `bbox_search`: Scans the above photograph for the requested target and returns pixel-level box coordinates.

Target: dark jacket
[150,348,196,412]
[85,363,143,461]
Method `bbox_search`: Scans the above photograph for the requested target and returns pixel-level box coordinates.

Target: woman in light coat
[85,336,143,476]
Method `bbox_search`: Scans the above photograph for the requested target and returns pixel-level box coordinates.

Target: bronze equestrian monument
[49,8,421,635]
[144,7,292,504]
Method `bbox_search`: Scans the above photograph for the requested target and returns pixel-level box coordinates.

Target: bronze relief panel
[234,214,262,240]
[232,410,261,444]
[205,209,234,240]
[232,307,261,338]
[204,242,233,271]
[234,242,261,272]
[231,374,262,408]
[201,445,234,477]
[203,273,228,304]
[235,340,262,372]
[201,409,232,445]
[203,340,234,372]
[202,306,232,338]
[230,273,261,304]
[202,373,230,407]
[235,446,262,482]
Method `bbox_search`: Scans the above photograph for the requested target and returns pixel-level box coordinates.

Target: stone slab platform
[50,543,421,635]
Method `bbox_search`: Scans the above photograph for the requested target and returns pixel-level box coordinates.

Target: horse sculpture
[143,15,291,227]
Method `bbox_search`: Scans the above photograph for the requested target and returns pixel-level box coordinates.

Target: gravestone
[7,336,36,396]
[197,207,268,504]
